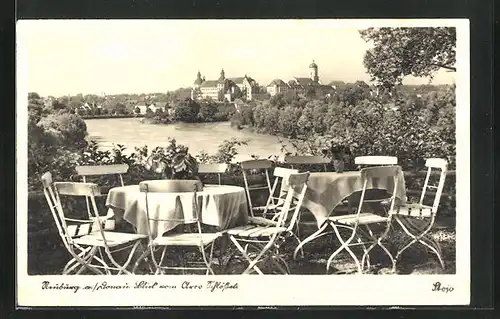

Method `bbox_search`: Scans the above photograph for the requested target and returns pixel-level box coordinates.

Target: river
[84,118,292,162]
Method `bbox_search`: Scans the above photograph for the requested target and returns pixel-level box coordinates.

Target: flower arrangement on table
[321,137,353,173]
[143,139,199,180]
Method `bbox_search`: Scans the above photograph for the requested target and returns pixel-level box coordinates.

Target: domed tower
[218,68,225,81]
[309,60,319,83]
[217,68,226,91]
[193,70,203,88]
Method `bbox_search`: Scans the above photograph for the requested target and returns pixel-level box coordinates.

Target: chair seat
[227,225,287,237]
[248,216,278,227]
[329,212,389,225]
[393,204,433,218]
[152,233,220,246]
[73,231,147,247]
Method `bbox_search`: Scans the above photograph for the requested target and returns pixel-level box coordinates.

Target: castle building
[191,69,259,102]
[266,60,322,97]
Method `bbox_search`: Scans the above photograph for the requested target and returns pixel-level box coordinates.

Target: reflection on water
[84,118,292,160]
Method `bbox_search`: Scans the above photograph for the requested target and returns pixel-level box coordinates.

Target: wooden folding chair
[240,159,275,217]
[392,158,449,271]
[324,166,401,274]
[134,180,220,275]
[198,163,229,185]
[225,172,310,275]
[261,167,299,220]
[41,172,147,275]
[283,155,330,172]
[75,164,129,224]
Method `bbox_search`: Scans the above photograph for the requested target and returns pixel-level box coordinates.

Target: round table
[298,171,408,228]
[105,184,249,239]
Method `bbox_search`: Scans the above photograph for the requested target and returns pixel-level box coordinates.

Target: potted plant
[321,138,353,173]
[143,139,200,181]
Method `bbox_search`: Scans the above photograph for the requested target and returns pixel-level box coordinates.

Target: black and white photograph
[16,19,470,306]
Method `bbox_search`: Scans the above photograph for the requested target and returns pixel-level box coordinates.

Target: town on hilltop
[191,60,337,102]
[30,59,452,117]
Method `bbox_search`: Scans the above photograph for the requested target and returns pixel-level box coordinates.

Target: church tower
[193,70,203,88]
[309,60,319,83]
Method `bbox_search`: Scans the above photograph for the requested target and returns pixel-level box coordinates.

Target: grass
[28,219,456,275]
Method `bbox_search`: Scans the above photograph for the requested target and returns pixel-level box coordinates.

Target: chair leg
[326,223,361,274]
[419,236,446,269]
[254,242,289,274]
[293,222,329,260]
[229,236,264,274]
[392,217,444,271]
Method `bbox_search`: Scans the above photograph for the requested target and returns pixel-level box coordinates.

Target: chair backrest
[76,164,129,219]
[41,172,68,244]
[240,159,274,217]
[271,167,299,199]
[138,179,203,193]
[75,164,129,186]
[198,163,229,185]
[283,155,330,171]
[139,180,203,240]
[419,158,448,214]
[240,159,273,170]
[41,174,108,248]
[355,156,398,166]
[267,172,309,232]
[357,166,402,224]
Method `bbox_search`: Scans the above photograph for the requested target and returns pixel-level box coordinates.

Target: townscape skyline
[19,20,455,97]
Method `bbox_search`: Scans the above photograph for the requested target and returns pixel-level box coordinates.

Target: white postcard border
[16,18,470,307]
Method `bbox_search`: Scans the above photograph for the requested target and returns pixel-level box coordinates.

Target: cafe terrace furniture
[354,156,398,166]
[136,180,219,275]
[75,163,129,225]
[292,169,407,260]
[283,155,331,172]
[41,172,147,275]
[198,163,229,185]
[225,172,309,275]
[105,183,248,239]
[261,167,299,219]
[325,166,402,274]
[392,158,449,271]
[240,159,276,217]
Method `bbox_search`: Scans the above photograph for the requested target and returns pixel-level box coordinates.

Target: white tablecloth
[106,184,248,239]
[300,171,407,227]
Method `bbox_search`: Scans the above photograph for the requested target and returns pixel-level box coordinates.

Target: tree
[360,27,456,88]
[28,92,41,100]
[134,107,141,114]
[173,98,200,123]
[198,101,218,122]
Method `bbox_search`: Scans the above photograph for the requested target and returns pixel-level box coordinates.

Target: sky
[18,20,456,97]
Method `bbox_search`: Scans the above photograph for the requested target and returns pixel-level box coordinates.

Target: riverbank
[81,114,144,119]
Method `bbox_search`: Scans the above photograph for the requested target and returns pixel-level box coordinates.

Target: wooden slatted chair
[283,155,330,172]
[75,164,129,223]
[240,159,275,217]
[324,166,401,274]
[261,167,299,219]
[225,172,310,275]
[134,180,220,275]
[392,158,449,271]
[41,172,147,275]
[198,163,229,185]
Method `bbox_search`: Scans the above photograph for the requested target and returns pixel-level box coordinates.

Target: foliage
[197,138,249,165]
[143,139,199,180]
[359,27,456,88]
[36,111,88,150]
[28,110,88,190]
[248,88,456,172]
